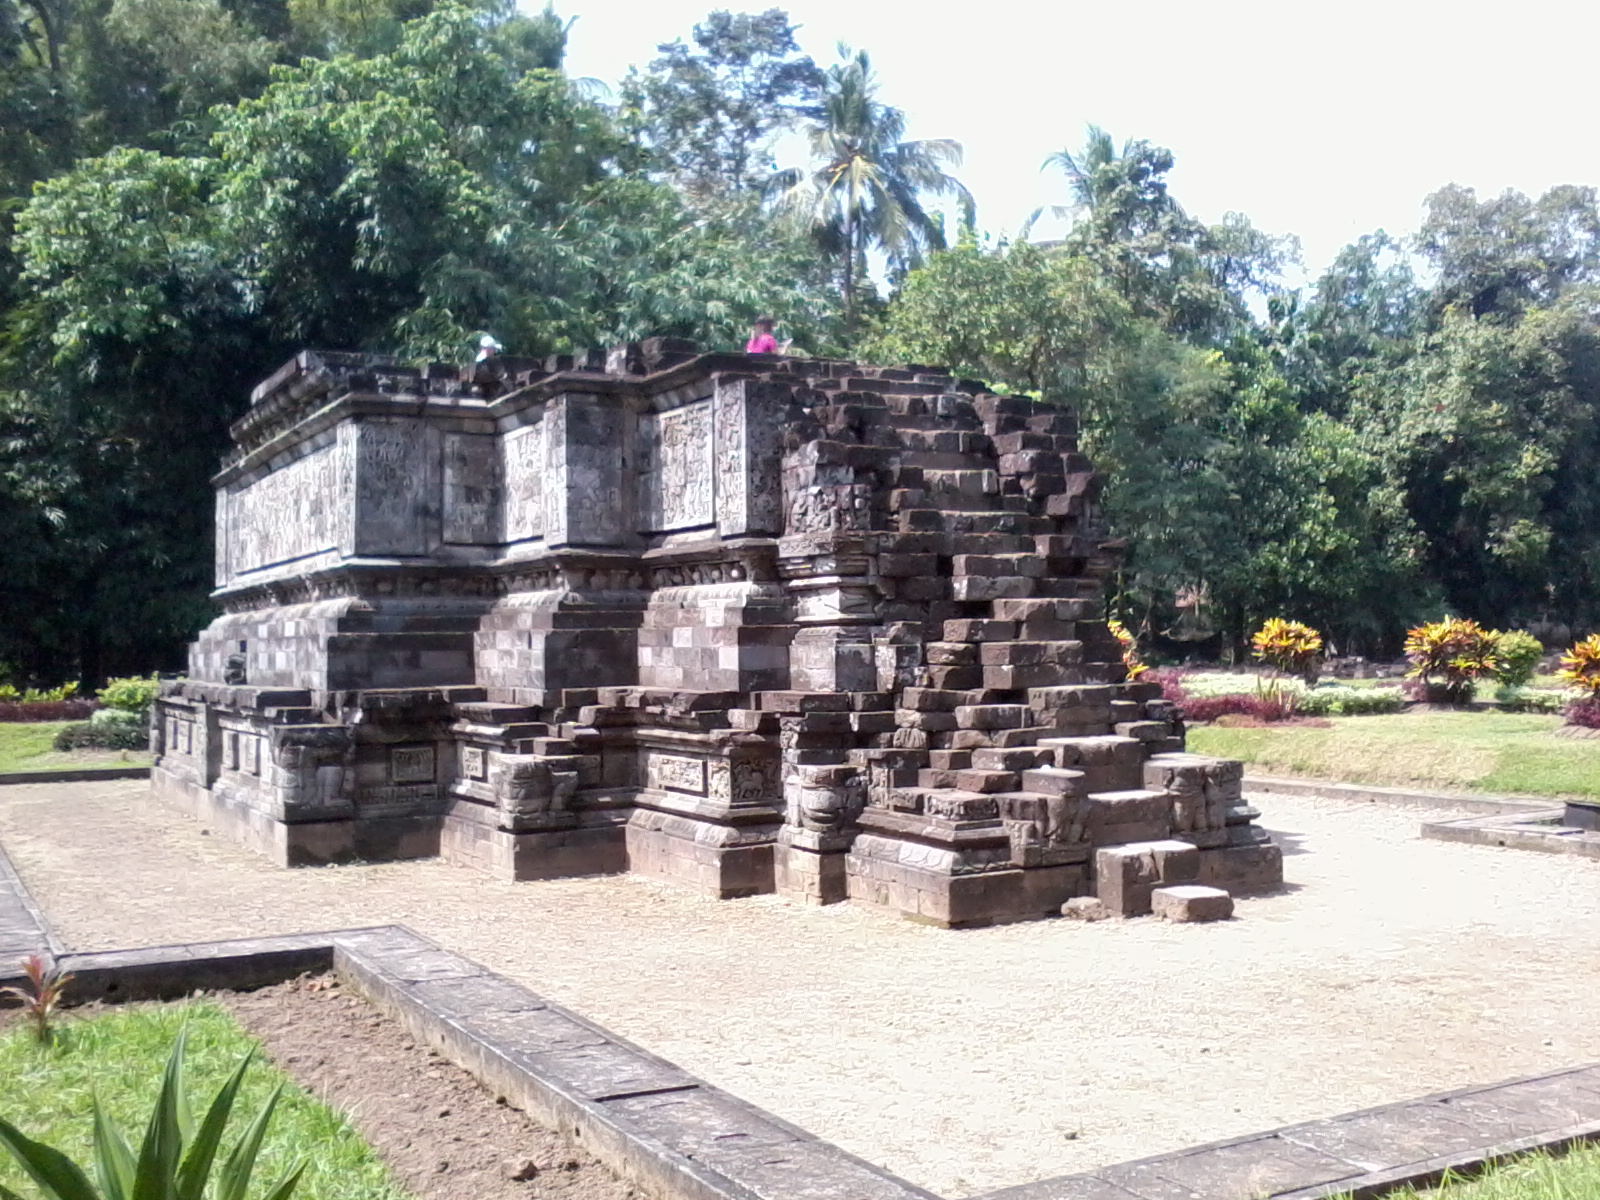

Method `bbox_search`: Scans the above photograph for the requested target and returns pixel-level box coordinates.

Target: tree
[1346,296,1600,632]
[1275,232,1421,417]
[868,235,1422,655]
[774,45,970,326]
[1418,183,1600,319]
[622,8,819,201]
[1043,127,1292,342]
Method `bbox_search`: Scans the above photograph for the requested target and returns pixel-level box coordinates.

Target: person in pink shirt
[745,316,779,354]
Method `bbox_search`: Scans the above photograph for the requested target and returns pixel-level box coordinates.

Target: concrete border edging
[332,925,938,1200]
[0,842,58,959]
[1421,809,1600,860]
[1245,775,1554,815]
[0,767,151,786]
[980,1064,1600,1200]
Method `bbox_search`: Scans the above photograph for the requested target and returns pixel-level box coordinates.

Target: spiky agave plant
[0,956,73,1045]
[0,1030,305,1200]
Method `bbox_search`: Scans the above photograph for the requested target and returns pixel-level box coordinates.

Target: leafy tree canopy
[622,8,820,201]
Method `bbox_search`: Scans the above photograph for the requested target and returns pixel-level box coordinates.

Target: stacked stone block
[152,342,1282,927]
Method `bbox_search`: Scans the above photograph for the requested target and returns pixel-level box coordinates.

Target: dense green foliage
[1492,631,1546,688]
[872,134,1600,656]
[96,676,159,715]
[1,2,1597,682]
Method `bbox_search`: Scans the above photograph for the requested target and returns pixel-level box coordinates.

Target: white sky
[556,0,1600,285]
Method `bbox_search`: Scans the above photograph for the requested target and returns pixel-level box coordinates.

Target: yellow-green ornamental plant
[1108,619,1147,680]
[1405,617,1501,703]
[1250,619,1323,683]
[1558,635,1600,698]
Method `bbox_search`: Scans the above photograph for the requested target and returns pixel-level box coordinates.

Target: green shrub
[0,1030,305,1200]
[52,722,147,752]
[0,682,80,704]
[89,708,145,730]
[1495,685,1568,714]
[1297,685,1408,716]
[1492,631,1545,687]
[96,675,160,715]
[1180,673,1273,699]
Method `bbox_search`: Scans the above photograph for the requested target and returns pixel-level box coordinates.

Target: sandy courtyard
[1,779,1596,1196]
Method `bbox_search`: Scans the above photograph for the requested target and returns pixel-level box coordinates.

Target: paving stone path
[6,779,1600,1196]
[0,842,52,962]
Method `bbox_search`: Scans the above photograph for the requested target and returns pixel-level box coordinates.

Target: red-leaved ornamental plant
[0,953,74,1044]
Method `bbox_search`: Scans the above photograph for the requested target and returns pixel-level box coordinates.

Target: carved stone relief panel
[443,433,500,545]
[353,420,433,556]
[502,421,546,542]
[391,745,436,783]
[646,751,706,795]
[713,383,747,536]
[638,399,714,531]
[731,752,780,807]
[543,395,626,547]
[228,443,343,575]
[363,783,442,813]
[715,380,783,538]
[460,745,486,780]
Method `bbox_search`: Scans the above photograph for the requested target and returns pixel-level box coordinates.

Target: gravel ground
[3,778,1598,1197]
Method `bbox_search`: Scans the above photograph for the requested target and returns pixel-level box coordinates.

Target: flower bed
[0,700,98,723]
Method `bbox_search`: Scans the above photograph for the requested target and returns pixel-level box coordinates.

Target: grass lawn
[1378,1145,1600,1199]
[0,999,406,1200]
[1188,710,1600,800]
[0,721,150,774]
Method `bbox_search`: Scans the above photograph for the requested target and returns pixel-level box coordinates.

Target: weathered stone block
[1060,895,1110,921]
[1094,844,1160,916]
[1197,841,1284,894]
[1151,884,1234,922]
[954,704,1032,730]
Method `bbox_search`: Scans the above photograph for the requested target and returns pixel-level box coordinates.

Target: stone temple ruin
[151,341,1283,926]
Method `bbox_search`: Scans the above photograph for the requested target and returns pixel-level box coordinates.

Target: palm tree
[1042,125,1181,243]
[774,46,971,326]
[1043,124,1122,217]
